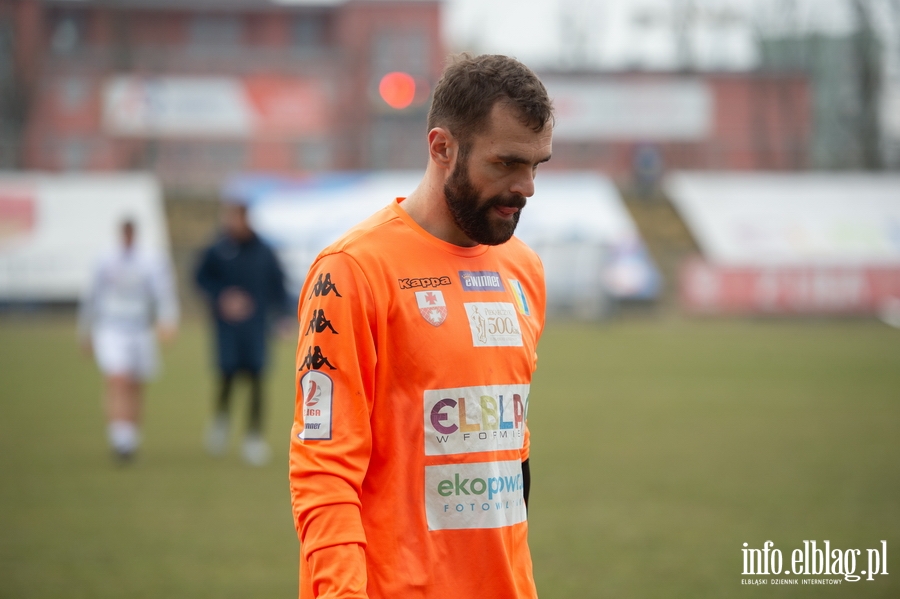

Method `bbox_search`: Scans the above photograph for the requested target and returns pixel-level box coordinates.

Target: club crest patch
[416,290,448,326]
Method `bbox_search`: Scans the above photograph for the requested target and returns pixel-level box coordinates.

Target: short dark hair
[427,53,554,153]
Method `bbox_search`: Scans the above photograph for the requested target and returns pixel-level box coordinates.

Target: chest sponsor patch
[415,290,447,326]
[459,270,505,292]
[425,460,527,531]
[464,302,523,347]
[424,384,529,456]
[297,371,333,441]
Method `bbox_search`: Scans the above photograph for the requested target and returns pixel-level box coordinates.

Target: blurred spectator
[195,201,290,466]
[632,143,664,200]
[78,219,179,463]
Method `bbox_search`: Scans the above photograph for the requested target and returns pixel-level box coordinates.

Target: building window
[59,76,89,112]
[372,29,429,78]
[292,15,326,49]
[189,15,242,51]
[155,141,245,174]
[50,13,83,55]
[295,140,330,171]
[203,142,246,170]
[0,18,14,81]
[369,115,423,169]
[59,138,88,171]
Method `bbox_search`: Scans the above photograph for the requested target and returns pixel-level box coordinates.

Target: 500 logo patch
[464,302,523,347]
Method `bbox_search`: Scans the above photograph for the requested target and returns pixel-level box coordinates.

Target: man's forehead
[472,102,552,156]
[485,100,550,135]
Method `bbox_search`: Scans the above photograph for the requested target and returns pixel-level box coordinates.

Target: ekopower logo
[741,540,889,585]
[423,384,529,456]
[425,460,526,531]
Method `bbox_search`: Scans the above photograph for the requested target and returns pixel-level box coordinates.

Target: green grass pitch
[1,317,898,598]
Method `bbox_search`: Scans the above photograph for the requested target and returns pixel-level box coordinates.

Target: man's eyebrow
[497,153,553,165]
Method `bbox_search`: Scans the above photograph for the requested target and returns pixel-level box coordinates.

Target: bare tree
[850,0,883,169]
[673,0,697,71]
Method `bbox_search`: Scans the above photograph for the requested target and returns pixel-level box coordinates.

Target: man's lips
[494,205,520,217]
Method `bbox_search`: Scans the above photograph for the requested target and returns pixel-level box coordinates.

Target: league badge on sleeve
[415,290,448,326]
[298,371,333,441]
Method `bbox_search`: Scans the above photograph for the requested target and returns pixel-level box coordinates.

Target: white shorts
[92,327,158,381]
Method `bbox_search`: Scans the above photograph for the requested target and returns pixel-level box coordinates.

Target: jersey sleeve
[290,251,377,598]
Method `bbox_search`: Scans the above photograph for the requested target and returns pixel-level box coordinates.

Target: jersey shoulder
[503,235,544,276]
[315,203,404,262]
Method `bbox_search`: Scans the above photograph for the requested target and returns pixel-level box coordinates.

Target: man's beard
[443,157,526,246]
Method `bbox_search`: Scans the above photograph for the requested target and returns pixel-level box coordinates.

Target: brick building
[2,0,444,186]
[1,0,812,188]
[542,70,812,178]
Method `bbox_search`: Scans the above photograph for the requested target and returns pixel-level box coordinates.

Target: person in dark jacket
[195,200,290,466]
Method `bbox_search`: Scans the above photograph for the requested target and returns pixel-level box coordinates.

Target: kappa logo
[415,290,448,326]
[399,276,452,290]
[308,273,342,299]
[459,270,505,292]
[305,309,338,336]
[299,345,336,371]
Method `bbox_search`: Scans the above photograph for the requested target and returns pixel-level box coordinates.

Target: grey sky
[442,0,899,74]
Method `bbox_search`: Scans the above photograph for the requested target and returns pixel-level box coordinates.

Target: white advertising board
[241,170,660,308]
[666,172,900,266]
[0,172,170,301]
[544,78,713,142]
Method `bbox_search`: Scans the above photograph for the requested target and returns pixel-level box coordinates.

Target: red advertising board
[681,258,900,314]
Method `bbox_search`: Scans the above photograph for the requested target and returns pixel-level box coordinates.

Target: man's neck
[401,180,477,248]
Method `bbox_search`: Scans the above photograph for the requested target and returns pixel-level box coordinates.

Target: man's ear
[428,127,455,170]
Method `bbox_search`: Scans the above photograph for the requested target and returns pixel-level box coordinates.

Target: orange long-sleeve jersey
[290,199,546,599]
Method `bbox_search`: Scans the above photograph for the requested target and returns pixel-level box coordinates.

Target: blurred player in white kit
[78,219,179,463]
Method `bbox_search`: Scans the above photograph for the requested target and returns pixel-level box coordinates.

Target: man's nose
[510,170,535,198]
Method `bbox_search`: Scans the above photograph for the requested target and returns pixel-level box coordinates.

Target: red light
[379,72,416,109]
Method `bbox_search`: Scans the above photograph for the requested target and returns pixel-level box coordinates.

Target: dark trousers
[216,370,263,434]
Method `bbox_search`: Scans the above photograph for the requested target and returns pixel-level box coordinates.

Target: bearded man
[290,53,553,599]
